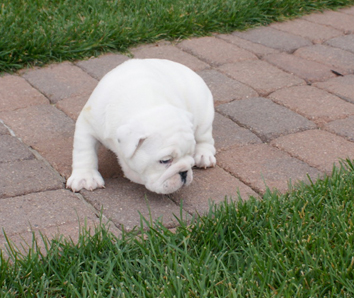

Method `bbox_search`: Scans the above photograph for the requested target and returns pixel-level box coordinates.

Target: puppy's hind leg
[194,123,216,169]
[66,117,104,192]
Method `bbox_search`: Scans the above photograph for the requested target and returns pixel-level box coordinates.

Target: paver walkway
[1,7,354,250]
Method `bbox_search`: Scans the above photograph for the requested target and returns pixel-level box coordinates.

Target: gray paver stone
[269,85,354,124]
[217,97,316,142]
[218,60,305,96]
[340,6,354,15]
[76,53,130,80]
[303,11,354,34]
[0,135,34,163]
[198,69,258,105]
[325,34,354,54]
[0,160,63,199]
[216,144,321,194]
[22,62,98,103]
[233,27,312,53]
[314,75,354,103]
[217,34,279,57]
[82,178,189,231]
[170,166,258,215]
[324,116,354,142]
[177,36,257,66]
[0,75,49,112]
[263,52,336,83]
[213,112,262,151]
[294,45,354,75]
[271,130,354,173]
[270,19,343,43]
[131,43,209,71]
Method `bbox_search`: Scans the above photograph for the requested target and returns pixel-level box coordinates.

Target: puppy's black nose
[179,171,188,184]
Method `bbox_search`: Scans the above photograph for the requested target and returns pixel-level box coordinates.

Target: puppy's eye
[159,158,172,164]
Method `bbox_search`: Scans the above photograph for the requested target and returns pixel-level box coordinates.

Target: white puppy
[66,59,216,194]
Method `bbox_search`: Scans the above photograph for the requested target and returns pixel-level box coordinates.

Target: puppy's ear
[117,123,148,158]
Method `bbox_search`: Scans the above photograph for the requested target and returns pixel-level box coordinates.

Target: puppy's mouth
[179,170,188,184]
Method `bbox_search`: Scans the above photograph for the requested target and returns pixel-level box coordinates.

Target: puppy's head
[116,106,195,194]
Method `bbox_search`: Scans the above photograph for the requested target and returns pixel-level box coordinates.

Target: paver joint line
[1,7,354,249]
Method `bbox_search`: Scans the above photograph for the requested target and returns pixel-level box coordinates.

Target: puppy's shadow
[97,145,123,179]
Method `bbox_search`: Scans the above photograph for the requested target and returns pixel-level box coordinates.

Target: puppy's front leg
[66,117,104,192]
[194,124,216,169]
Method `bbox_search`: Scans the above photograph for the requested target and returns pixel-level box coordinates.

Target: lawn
[1,0,354,73]
[1,159,354,297]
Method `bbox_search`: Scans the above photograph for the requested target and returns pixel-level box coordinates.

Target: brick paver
[325,34,354,54]
[218,60,305,96]
[271,130,354,173]
[198,69,258,105]
[81,179,188,231]
[22,62,98,103]
[131,42,209,71]
[270,19,343,43]
[1,7,354,251]
[294,45,354,75]
[314,75,354,103]
[217,97,315,142]
[269,85,354,124]
[216,144,321,193]
[0,75,49,112]
[76,53,130,80]
[263,52,336,83]
[177,36,257,66]
[303,10,354,34]
[233,27,312,53]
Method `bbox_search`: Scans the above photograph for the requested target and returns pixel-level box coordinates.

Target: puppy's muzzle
[179,171,188,184]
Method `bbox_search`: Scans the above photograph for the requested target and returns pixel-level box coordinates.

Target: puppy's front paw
[66,169,105,192]
[194,148,216,169]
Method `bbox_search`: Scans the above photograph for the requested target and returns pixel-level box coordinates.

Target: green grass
[1,0,354,73]
[1,159,354,297]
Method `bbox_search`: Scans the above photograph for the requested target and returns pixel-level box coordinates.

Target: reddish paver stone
[197,69,258,105]
[170,166,258,215]
[303,11,354,34]
[314,75,354,103]
[22,62,98,103]
[0,104,75,146]
[233,27,312,53]
[131,43,209,71]
[0,75,49,112]
[0,135,34,163]
[0,122,9,135]
[218,60,305,96]
[0,189,99,239]
[76,53,130,80]
[325,34,354,54]
[0,104,75,177]
[216,144,321,193]
[0,160,63,199]
[217,34,279,57]
[177,36,257,66]
[270,19,343,43]
[269,85,354,124]
[271,130,354,173]
[213,112,262,151]
[82,179,189,231]
[263,52,336,83]
[324,116,354,142]
[340,6,354,15]
[217,97,315,142]
[56,94,88,121]
[294,44,354,75]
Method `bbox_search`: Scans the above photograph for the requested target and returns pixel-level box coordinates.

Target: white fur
[66,59,216,194]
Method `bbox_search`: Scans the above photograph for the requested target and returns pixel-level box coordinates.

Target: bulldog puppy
[66,58,216,194]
